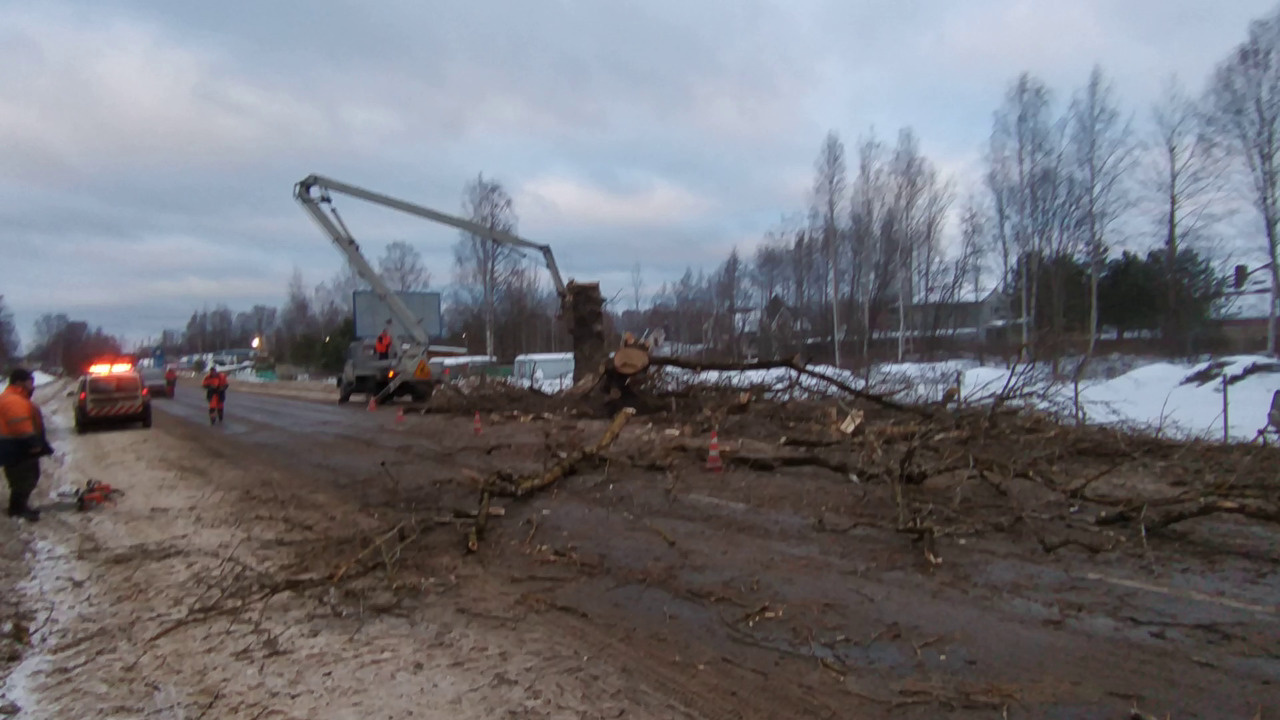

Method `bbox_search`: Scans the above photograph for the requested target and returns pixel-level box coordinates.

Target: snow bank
[231,369,269,383]
[646,354,1280,443]
[0,371,59,391]
[1080,355,1280,441]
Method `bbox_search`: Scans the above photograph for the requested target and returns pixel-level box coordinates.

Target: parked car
[138,365,170,398]
[73,361,152,434]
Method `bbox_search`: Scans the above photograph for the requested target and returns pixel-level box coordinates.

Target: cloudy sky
[1,0,1276,347]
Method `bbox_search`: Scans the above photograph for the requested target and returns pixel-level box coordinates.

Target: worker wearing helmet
[0,368,53,521]
[375,321,393,361]
[202,367,229,425]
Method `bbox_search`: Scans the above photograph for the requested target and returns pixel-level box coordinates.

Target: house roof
[1217,290,1273,320]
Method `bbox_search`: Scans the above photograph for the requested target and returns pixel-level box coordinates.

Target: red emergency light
[88,361,134,375]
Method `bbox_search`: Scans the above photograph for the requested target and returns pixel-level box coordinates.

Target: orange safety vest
[0,385,38,438]
[375,331,392,354]
[202,373,228,391]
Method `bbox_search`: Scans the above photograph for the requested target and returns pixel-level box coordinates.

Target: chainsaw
[74,480,123,511]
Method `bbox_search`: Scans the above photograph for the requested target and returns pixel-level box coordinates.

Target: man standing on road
[202,367,229,425]
[0,369,52,521]
[375,321,393,361]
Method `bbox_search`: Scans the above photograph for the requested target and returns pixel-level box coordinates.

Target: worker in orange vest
[164,366,178,398]
[202,367,229,425]
[375,322,393,361]
[0,369,52,521]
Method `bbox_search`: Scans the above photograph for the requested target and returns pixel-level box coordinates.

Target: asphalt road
[149,382,1280,719]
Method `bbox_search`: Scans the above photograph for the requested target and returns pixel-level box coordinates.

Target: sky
[1,0,1277,348]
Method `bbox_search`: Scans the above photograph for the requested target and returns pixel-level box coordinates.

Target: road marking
[1084,573,1277,615]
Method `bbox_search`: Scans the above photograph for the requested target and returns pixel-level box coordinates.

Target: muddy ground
[0,377,1275,718]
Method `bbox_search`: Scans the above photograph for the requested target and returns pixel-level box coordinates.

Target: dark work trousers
[4,457,40,515]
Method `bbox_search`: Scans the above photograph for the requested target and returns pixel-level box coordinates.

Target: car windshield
[88,376,141,393]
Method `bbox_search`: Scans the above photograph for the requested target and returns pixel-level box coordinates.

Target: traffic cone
[473,411,482,436]
[706,429,723,472]
[367,396,377,411]
[396,407,405,424]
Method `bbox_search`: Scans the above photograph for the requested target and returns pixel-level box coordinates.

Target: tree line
[627,6,1280,365]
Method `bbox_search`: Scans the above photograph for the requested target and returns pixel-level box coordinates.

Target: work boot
[8,493,37,521]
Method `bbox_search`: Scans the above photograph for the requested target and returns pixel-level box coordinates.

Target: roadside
[0,379,72,715]
[217,376,336,404]
[0,375,1274,718]
[0,385,686,719]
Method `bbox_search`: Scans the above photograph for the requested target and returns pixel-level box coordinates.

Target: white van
[513,353,574,390]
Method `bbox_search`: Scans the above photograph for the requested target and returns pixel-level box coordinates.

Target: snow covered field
[656,356,1280,443]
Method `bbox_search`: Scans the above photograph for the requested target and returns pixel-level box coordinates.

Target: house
[876,291,1012,342]
[1214,280,1273,352]
[757,296,810,360]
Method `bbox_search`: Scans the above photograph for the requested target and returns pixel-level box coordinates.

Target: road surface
[0,380,1271,718]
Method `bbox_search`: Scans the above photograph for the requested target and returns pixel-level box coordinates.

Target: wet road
[149,382,1280,719]
[154,383,474,490]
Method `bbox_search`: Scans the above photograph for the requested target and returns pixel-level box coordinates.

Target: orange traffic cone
[473,411,482,436]
[367,396,377,411]
[396,407,405,424]
[706,429,723,472]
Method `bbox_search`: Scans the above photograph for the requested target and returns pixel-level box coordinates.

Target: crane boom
[295,173,606,391]
[294,174,567,297]
[294,182,432,345]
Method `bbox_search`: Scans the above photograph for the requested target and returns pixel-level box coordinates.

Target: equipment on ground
[75,480,123,511]
[294,174,608,404]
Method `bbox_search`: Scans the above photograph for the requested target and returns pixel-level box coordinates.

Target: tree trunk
[483,239,495,359]
[1165,183,1179,354]
[565,282,605,383]
[830,236,840,367]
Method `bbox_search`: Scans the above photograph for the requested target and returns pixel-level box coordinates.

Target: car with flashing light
[73,361,153,434]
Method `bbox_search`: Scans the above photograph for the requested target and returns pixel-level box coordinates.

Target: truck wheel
[338,384,352,404]
[75,412,86,435]
[142,408,152,429]
[410,383,435,403]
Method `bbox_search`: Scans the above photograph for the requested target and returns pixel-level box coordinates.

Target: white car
[73,362,153,434]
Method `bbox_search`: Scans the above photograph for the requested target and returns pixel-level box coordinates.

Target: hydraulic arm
[295,173,605,388]
[295,174,567,300]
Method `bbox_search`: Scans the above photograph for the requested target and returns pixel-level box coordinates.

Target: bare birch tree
[1150,76,1228,352]
[991,73,1059,358]
[813,131,848,365]
[630,262,644,313]
[378,240,431,292]
[1206,10,1280,355]
[457,174,518,358]
[1069,65,1136,366]
[850,134,890,357]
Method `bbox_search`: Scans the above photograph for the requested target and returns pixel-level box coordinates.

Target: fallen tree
[466,407,637,552]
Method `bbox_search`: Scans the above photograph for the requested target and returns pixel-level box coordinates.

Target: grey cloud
[5,0,1279,346]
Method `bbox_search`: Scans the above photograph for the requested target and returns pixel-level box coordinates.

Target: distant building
[1214,276,1274,352]
[875,291,1013,342]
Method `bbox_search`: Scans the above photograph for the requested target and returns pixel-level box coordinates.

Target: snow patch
[0,371,57,392]
[643,354,1280,443]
